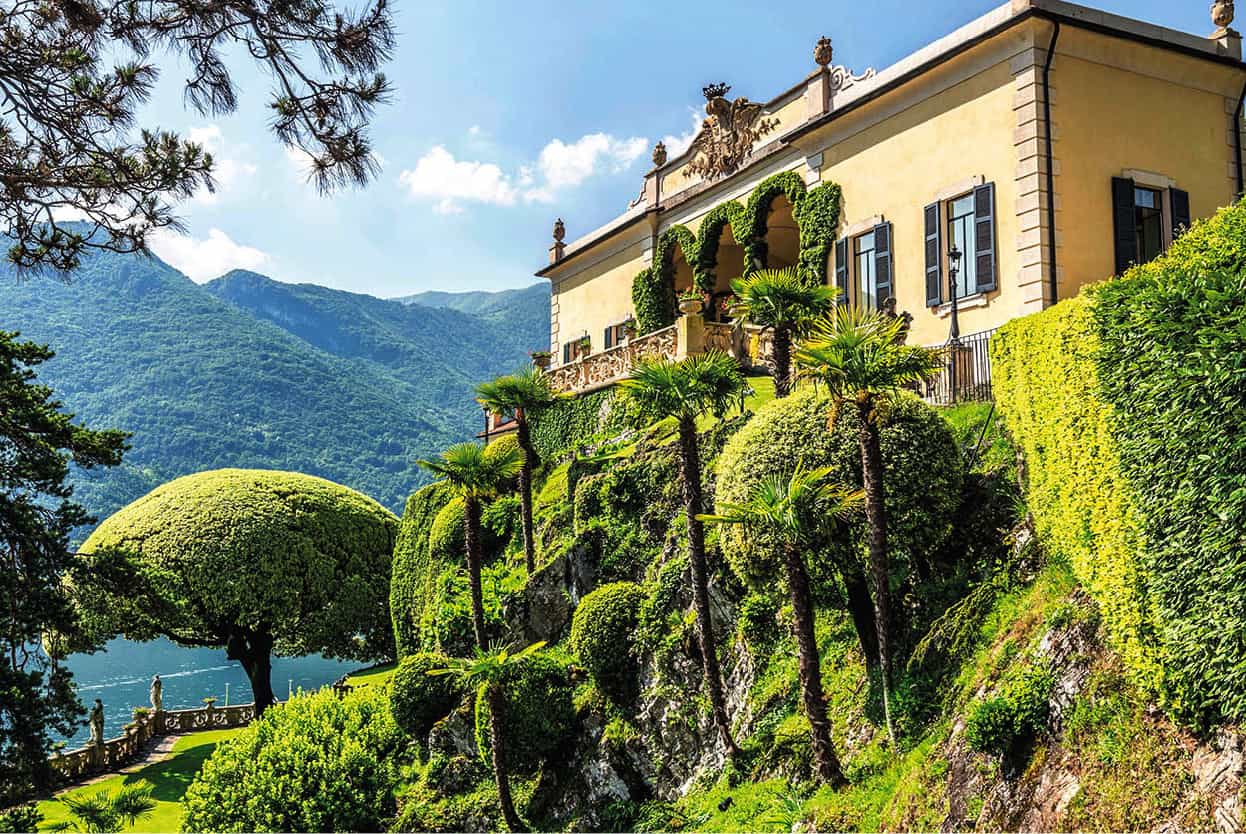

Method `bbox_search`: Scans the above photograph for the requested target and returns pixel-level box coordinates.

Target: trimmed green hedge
[569,582,645,702]
[390,651,461,738]
[993,200,1246,723]
[391,482,454,657]
[529,388,620,464]
[183,687,404,832]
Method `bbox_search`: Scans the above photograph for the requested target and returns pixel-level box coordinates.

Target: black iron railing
[923,328,997,405]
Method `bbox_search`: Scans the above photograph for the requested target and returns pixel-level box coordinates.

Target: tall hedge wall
[529,387,620,464]
[993,200,1246,724]
[390,481,454,657]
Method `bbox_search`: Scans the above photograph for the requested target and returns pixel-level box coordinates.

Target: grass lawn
[346,662,396,688]
[37,729,242,833]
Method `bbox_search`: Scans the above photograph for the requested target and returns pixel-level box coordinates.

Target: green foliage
[0,331,126,804]
[630,175,842,333]
[390,652,462,738]
[391,481,455,657]
[619,350,747,426]
[78,468,399,668]
[0,805,40,834]
[419,562,521,657]
[728,268,837,333]
[54,780,157,833]
[0,251,547,520]
[1087,201,1246,724]
[964,666,1053,755]
[715,387,961,590]
[529,388,619,464]
[992,295,1163,698]
[736,593,782,656]
[182,687,404,833]
[473,652,576,775]
[569,582,645,702]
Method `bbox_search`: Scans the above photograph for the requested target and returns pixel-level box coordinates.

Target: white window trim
[934,293,990,318]
[942,190,990,303]
[842,215,884,238]
[1124,169,1178,249]
[933,174,985,204]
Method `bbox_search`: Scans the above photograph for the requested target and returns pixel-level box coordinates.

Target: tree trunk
[783,543,846,787]
[772,324,792,398]
[677,416,740,762]
[487,684,525,832]
[840,563,880,672]
[857,397,896,744]
[227,629,275,715]
[516,412,537,576]
[464,496,488,651]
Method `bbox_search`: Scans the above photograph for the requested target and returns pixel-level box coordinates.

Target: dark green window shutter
[1112,176,1137,274]
[562,342,571,364]
[924,202,942,306]
[834,237,849,302]
[1170,187,1191,237]
[973,182,997,293]
[874,222,893,303]
[604,327,613,350]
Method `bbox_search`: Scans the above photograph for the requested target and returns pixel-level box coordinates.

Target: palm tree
[476,367,559,575]
[728,267,838,398]
[794,306,943,745]
[418,442,523,650]
[51,781,157,833]
[618,350,747,761]
[700,463,862,786]
[428,642,547,833]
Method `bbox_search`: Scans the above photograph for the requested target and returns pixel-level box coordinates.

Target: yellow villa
[533,0,1246,399]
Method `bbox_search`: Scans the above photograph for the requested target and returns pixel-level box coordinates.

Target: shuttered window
[834,237,849,303]
[1170,187,1191,236]
[874,222,894,304]
[1111,177,1190,273]
[924,203,942,306]
[973,182,997,293]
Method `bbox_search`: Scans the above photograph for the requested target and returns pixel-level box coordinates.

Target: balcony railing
[922,328,997,405]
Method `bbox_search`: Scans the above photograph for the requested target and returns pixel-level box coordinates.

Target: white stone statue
[150,674,163,713]
[88,699,105,746]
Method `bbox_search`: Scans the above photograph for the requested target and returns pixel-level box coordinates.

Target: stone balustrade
[48,703,255,785]
[547,316,777,395]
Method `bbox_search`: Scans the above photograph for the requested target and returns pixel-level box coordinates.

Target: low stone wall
[49,703,255,785]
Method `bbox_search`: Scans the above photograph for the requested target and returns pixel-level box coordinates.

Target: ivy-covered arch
[633,225,699,334]
[742,171,808,270]
[631,173,843,334]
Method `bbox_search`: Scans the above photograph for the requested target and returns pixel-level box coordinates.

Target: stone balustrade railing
[547,316,780,395]
[49,703,255,784]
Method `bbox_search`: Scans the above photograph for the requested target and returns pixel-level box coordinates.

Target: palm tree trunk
[516,412,537,576]
[464,496,488,650]
[783,543,846,786]
[677,416,740,762]
[839,563,880,673]
[856,398,896,744]
[772,324,792,398]
[486,684,525,832]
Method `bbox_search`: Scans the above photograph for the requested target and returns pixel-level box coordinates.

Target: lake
[58,637,358,748]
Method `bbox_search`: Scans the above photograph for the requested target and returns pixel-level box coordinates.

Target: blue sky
[138,0,1216,297]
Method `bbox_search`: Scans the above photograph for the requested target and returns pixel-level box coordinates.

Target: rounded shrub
[715,387,962,589]
[570,582,645,701]
[964,666,1054,755]
[183,687,404,832]
[474,652,575,774]
[429,497,510,568]
[389,651,461,738]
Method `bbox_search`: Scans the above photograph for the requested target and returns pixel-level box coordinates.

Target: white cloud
[397,132,648,214]
[468,125,482,136]
[535,133,646,189]
[397,146,518,208]
[662,108,706,158]
[187,125,257,206]
[148,227,270,282]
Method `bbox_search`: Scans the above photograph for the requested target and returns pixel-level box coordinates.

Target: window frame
[944,191,979,302]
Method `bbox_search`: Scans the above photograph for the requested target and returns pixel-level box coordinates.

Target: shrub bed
[390,651,462,738]
[570,582,645,703]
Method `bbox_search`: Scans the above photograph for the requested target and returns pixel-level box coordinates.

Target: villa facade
[535,0,1246,395]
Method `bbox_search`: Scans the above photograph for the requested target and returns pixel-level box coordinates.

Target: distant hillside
[0,253,549,520]
[396,283,550,354]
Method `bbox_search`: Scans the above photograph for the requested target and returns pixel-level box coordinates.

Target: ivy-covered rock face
[570,581,645,703]
[80,468,399,660]
[715,388,962,590]
[474,652,576,775]
[390,651,462,738]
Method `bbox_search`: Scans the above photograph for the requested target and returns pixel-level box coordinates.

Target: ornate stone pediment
[684,83,779,181]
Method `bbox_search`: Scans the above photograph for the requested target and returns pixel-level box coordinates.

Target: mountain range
[1,248,550,520]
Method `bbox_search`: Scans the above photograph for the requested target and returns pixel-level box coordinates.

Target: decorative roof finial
[1212,0,1237,37]
[702,82,731,101]
[553,218,565,243]
[652,141,668,168]
[814,36,833,67]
